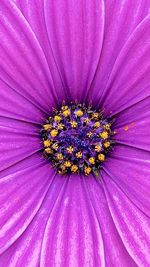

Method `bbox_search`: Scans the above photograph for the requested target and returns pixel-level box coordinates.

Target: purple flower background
[0,0,150,266]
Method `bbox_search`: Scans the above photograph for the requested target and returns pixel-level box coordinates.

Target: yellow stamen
[45,147,53,154]
[43,124,52,130]
[71,165,78,173]
[61,105,69,111]
[100,131,108,139]
[50,129,58,137]
[43,140,51,147]
[52,143,59,150]
[84,117,90,124]
[76,151,82,158]
[67,146,74,154]
[89,157,95,165]
[70,120,78,128]
[58,164,66,174]
[93,121,100,128]
[54,115,61,122]
[103,141,110,148]
[98,154,105,161]
[64,161,71,167]
[92,112,99,119]
[95,145,101,152]
[84,166,92,175]
[57,123,64,130]
[87,132,93,138]
[104,124,111,130]
[75,110,83,117]
[57,153,63,160]
[63,109,70,117]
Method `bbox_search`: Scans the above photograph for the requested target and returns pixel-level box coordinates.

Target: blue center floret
[41,102,114,176]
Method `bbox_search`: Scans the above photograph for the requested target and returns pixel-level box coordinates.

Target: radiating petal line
[0,79,46,125]
[13,0,72,102]
[87,0,150,108]
[113,141,150,152]
[82,177,106,267]
[39,175,107,267]
[102,167,150,219]
[0,135,42,172]
[0,1,59,110]
[0,173,68,266]
[0,162,56,254]
[40,176,70,267]
[43,0,105,101]
[98,14,150,112]
[101,177,150,266]
[112,95,150,127]
[102,143,150,219]
[90,177,138,266]
[43,0,71,102]
[0,77,49,117]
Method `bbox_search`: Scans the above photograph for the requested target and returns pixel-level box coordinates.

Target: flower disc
[41,103,114,176]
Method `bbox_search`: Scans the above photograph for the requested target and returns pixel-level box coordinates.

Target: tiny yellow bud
[89,157,95,165]
[100,131,108,139]
[76,151,82,158]
[54,115,61,122]
[98,154,105,161]
[57,123,64,130]
[84,166,92,175]
[63,109,70,117]
[103,142,110,148]
[95,145,101,152]
[52,143,59,150]
[61,105,69,111]
[75,110,83,117]
[92,112,99,119]
[70,120,78,128]
[58,164,66,174]
[43,124,52,130]
[87,132,93,138]
[71,165,78,173]
[104,124,111,130]
[43,140,51,147]
[84,117,90,124]
[50,129,58,137]
[64,161,71,167]
[57,153,63,160]
[67,146,74,154]
[93,122,100,128]
[45,147,52,154]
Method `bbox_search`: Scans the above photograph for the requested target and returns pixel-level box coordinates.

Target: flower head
[0,1,150,266]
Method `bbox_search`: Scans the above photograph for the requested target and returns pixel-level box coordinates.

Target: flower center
[41,103,114,176]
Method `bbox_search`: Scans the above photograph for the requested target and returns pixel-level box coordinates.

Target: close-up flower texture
[0,0,150,266]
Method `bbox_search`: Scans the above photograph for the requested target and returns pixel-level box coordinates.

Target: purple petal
[44,0,105,101]
[1,174,138,266]
[40,175,105,266]
[113,96,150,151]
[88,1,150,110]
[0,122,41,171]
[103,144,150,217]
[14,0,105,101]
[84,177,137,266]
[0,79,46,124]
[99,14,150,114]
[101,173,150,266]
[0,175,69,266]
[0,1,58,111]
[0,155,56,256]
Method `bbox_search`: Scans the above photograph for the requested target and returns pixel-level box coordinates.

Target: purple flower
[0,0,150,266]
